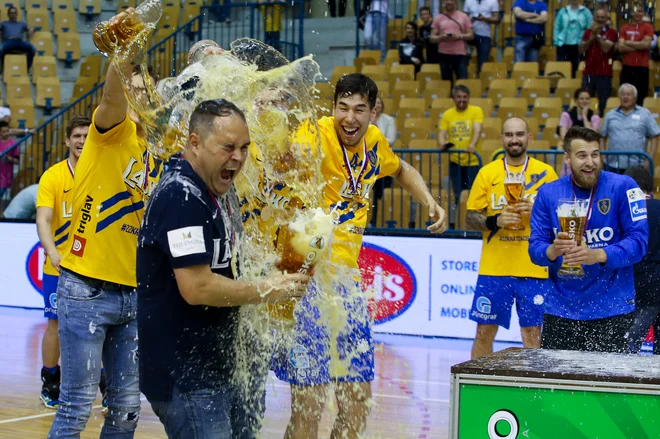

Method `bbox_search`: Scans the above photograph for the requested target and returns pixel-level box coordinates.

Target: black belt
[61,267,133,291]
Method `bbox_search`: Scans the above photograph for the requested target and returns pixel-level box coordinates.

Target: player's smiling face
[567,139,601,188]
[333,93,372,147]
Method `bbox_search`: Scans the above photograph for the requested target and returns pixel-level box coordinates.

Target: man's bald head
[501,117,530,159]
[502,117,529,134]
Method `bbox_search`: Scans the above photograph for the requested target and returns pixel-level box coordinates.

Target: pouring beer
[503,173,525,230]
[556,198,589,278]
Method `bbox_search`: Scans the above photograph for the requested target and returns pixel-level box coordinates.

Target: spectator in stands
[371,96,396,145]
[419,0,440,17]
[559,89,601,176]
[439,85,483,228]
[399,21,425,74]
[625,166,660,355]
[0,6,35,69]
[363,0,389,62]
[430,0,473,82]
[418,7,438,64]
[618,1,654,106]
[0,121,18,205]
[554,0,592,77]
[328,0,346,17]
[464,0,501,74]
[512,0,548,62]
[600,83,660,173]
[1,183,37,219]
[579,6,617,115]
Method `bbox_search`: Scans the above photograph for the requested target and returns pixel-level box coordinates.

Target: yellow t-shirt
[439,105,483,167]
[60,110,162,287]
[466,157,558,278]
[36,159,75,276]
[261,2,281,32]
[318,116,401,268]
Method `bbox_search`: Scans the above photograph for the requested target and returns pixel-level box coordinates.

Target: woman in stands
[558,88,601,176]
[398,21,425,74]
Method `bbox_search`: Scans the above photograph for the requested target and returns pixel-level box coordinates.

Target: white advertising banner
[0,222,522,342]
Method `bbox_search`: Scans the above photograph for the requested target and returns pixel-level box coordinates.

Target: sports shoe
[99,369,108,416]
[40,366,61,409]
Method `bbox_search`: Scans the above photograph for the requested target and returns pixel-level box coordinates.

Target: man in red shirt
[618,1,654,106]
[579,6,617,116]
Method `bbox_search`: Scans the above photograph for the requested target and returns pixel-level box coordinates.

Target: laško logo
[25,242,44,293]
[358,242,417,324]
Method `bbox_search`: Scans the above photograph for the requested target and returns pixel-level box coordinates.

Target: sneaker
[40,366,61,409]
[99,369,108,416]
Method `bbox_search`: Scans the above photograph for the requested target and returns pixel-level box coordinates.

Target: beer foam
[557,202,588,217]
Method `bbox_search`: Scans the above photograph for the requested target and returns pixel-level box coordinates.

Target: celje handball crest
[358,243,417,324]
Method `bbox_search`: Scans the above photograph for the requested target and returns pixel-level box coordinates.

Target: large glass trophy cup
[556,198,589,279]
[504,172,525,230]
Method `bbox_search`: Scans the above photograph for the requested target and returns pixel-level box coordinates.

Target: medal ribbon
[340,138,368,196]
[208,189,234,244]
[66,159,74,177]
[571,179,597,231]
[502,155,529,180]
[142,151,151,192]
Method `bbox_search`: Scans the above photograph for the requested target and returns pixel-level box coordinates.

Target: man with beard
[466,117,557,359]
[529,126,649,353]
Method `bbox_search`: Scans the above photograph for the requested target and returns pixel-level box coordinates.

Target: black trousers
[557,44,580,77]
[620,65,649,106]
[328,0,346,17]
[541,313,634,353]
[582,74,612,116]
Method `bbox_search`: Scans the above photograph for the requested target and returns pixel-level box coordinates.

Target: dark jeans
[438,53,468,83]
[264,31,281,53]
[472,35,491,74]
[628,305,660,354]
[556,44,580,77]
[150,384,233,439]
[582,74,612,116]
[328,0,346,17]
[1,39,35,69]
[541,313,634,353]
[620,65,649,106]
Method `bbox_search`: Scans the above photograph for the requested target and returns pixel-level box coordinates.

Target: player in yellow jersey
[48,10,161,438]
[465,117,558,359]
[35,115,90,409]
[272,74,447,438]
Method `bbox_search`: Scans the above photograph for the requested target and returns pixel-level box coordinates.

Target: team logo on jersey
[358,242,417,324]
[71,235,87,257]
[626,188,647,222]
[597,198,611,215]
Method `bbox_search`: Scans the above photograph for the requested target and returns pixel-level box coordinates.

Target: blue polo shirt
[0,21,27,41]
[137,158,238,402]
[513,0,547,36]
[600,105,660,170]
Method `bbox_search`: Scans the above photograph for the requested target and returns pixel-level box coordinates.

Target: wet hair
[406,21,418,33]
[334,73,378,110]
[563,126,602,153]
[625,166,654,194]
[189,99,246,139]
[451,85,470,97]
[573,88,590,101]
[65,115,91,139]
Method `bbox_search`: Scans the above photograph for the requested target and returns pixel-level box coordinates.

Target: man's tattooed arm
[466,209,489,231]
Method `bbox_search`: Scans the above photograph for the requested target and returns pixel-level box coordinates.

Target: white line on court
[0,405,103,424]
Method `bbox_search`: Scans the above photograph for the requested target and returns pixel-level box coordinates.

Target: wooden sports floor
[0,307,514,438]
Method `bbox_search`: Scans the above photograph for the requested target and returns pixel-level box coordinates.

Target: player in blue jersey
[529,126,649,353]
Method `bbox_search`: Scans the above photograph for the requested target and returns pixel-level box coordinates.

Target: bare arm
[462,28,474,41]
[559,126,568,140]
[526,11,548,24]
[596,35,615,53]
[430,25,444,44]
[600,137,608,150]
[617,38,635,54]
[649,136,658,161]
[513,7,537,20]
[27,26,34,39]
[174,264,308,307]
[625,36,652,51]
[467,122,482,151]
[36,206,61,272]
[438,129,448,147]
[466,209,488,231]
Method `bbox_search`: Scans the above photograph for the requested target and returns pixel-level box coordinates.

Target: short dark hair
[625,166,654,194]
[451,85,470,97]
[0,121,9,129]
[419,6,431,14]
[334,73,378,110]
[66,115,91,139]
[573,88,590,101]
[406,21,418,33]
[189,99,246,139]
[563,126,602,153]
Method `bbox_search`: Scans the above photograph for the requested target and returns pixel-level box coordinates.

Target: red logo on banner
[358,242,417,324]
[25,242,43,293]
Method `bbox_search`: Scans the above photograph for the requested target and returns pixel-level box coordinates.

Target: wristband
[486,214,500,231]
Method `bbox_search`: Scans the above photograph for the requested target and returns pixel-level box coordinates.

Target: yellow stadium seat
[314,82,334,101]
[430,98,455,125]
[79,55,103,82]
[511,62,539,87]
[530,140,551,150]
[330,66,357,85]
[25,0,48,10]
[423,85,451,109]
[358,49,381,64]
[481,140,501,162]
[532,97,563,120]
[70,77,97,101]
[479,62,508,91]
[470,98,494,118]
[521,78,551,101]
[53,10,77,36]
[555,78,583,106]
[9,99,35,129]
[3,54,27,81]
[455,79,482,97]
[544,61,572,79]
[27,9,49,32]
[392,81,420,104]
[417,66,442,88]
[5,77,31,102]
[389,65,415,85]
[52,0,75,10]
[497,98,528,119]
[181,3,200,31]
[541,118,561,146]
[30,31,53,56]
[362,65,388,82]
[400,118,433,147]
[374,80,389,98]
[57,33,81,65]
[488,79,517,99]
[33,56,57,84]
[354,56,377,72]
[79,0,101,16]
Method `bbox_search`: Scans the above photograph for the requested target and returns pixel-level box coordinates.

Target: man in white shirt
[464,0,501,74]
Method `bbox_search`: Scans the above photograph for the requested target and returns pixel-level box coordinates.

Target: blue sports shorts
[42,273,59,320]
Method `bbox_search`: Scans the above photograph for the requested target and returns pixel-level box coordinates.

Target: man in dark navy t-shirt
[137,99,309,438]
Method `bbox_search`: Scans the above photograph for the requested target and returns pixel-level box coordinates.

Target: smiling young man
[273,73,447,438]
[35,115,90,408]
[529,126,649,353]
[136,99,309,438]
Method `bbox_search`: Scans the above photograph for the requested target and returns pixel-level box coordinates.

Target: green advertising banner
[458,383,660,438]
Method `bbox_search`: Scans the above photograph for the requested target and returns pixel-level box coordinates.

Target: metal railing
[0,2,305,199]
